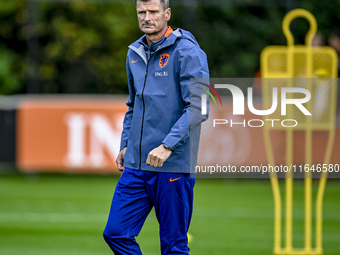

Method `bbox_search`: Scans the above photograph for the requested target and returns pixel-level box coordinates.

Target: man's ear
[165,8,171,22]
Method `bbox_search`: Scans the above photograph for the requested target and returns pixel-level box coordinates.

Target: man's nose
[145,11,151,21]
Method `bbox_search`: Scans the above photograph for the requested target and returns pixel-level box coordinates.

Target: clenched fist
[146,144,172,167]
[116,147,127,171]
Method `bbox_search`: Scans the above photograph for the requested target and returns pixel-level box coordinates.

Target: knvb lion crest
[159,53,170,68]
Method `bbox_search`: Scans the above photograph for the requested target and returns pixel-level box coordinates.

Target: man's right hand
[116,147,127,172]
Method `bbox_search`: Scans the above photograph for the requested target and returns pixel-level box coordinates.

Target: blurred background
[0,0,340,254]
[1,0,340,95]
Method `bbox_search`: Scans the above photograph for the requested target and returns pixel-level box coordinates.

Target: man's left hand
[146,144,172,167]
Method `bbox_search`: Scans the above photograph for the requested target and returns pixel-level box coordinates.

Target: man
[103,0,209,254]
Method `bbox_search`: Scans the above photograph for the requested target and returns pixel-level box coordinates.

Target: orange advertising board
[17,97,127,173]
[16,97,340,174]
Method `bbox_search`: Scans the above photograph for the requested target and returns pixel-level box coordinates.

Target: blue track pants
[103,168,195,255]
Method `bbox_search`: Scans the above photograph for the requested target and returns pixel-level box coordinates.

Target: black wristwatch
[162,143,173,152]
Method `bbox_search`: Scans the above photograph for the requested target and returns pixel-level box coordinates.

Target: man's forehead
[136,0,162,10]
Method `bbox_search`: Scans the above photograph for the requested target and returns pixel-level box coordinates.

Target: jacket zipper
[139,59,150,169]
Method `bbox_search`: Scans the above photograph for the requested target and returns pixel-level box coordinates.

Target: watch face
[163,144,172,151]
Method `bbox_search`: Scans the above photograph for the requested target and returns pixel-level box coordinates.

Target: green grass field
[0,175,339,255]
